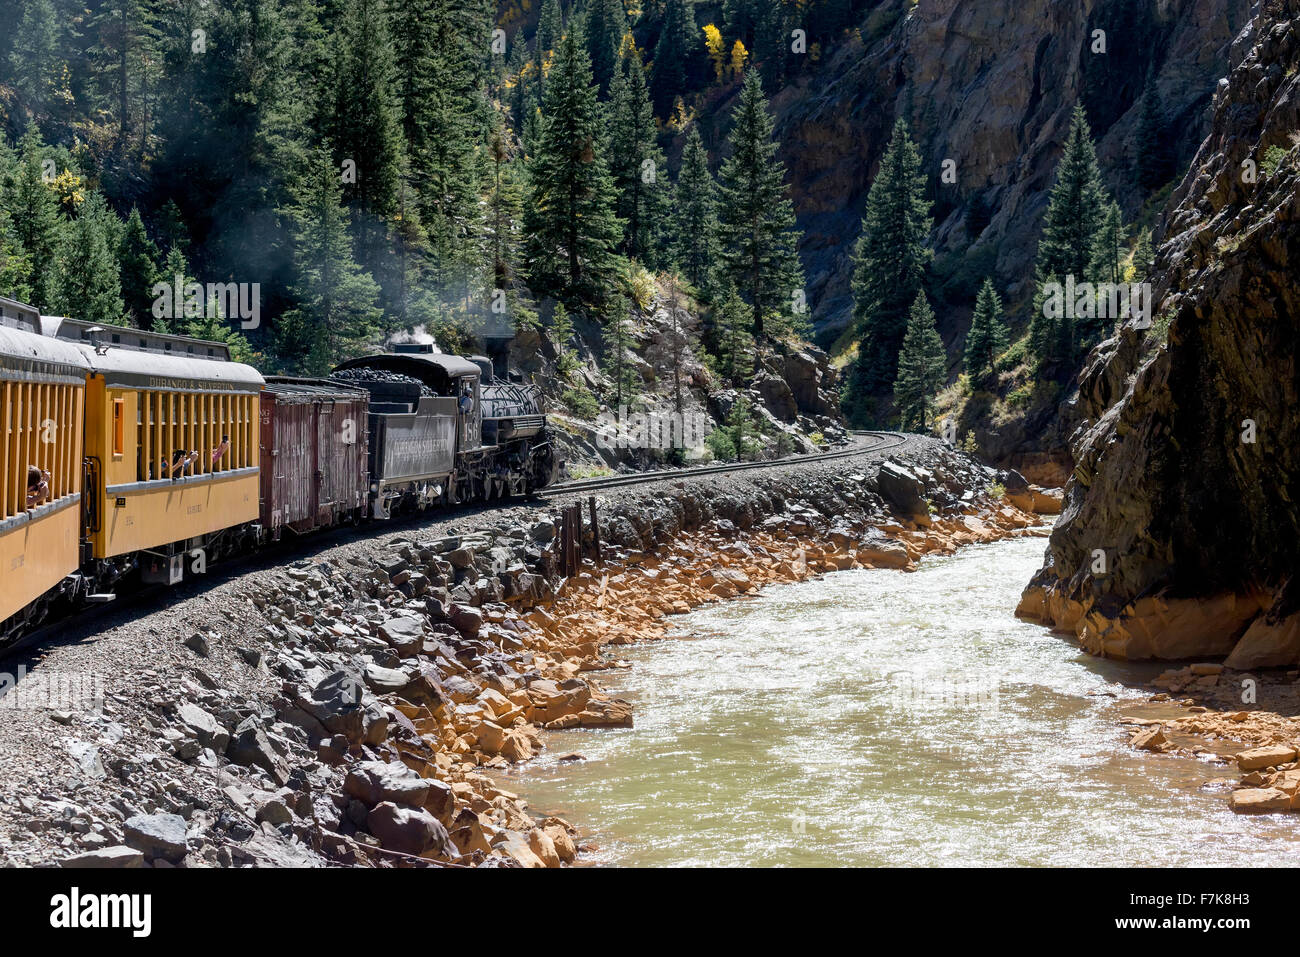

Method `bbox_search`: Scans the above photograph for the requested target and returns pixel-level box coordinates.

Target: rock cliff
[756,0,1254,335]
[1018,0,1300,666]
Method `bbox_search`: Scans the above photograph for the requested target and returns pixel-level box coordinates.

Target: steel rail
[545,430,910,496]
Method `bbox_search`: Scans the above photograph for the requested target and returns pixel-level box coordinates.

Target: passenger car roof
[0,323,93,383]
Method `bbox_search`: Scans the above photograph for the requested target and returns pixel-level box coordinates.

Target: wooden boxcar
[0,303,91,633]
[259,378,369,537]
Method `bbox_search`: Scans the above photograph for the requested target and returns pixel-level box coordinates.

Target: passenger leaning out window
[26,466,50,508]
[162,448,199,479]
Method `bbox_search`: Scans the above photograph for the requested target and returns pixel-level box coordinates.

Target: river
[499,537,1300,866]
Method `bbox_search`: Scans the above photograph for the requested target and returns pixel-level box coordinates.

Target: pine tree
[754,0,792,90]
[8,0,60,118]
[118,207,160,328]
[151,0,294,292]
[1089,200,1124,284]
[712,282,754,385]
[602,296,637,408]
[1132,228,1154,282]
[0,209,34,304]
[850,116,932,396]
[1027,272,1070,370]
[586,0,626,94]
[609,50,668,266]
[2,133,63,309]
[280,158,384,374]
[716,71,803,343]
[651,0,697,118]
[550,301,576,376]
[893,291,946,432]
[86,0,160,146]
[1135,77,1170,191]
[1035,104,1108,284]
[723,0,760,47]
[534,0,563,99]
[50,194,126,327]
[524,25,623,304]
[414,0,491,300]
[645,273,700,414]
[672,126,720,298]
[328,0,403,239]
[963,278,1006,386]
[484,117,526,304]
[391,0,438,155]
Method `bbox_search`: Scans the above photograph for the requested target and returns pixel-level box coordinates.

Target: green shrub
[556,352,581,378]
[995,336,1028,372]
[1261,144,1290,178]
[705,428,737,461]
[1006,384,1033,409]
[561,388,600,419]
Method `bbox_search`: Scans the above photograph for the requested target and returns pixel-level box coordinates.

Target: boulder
[297,670,366,742]
[364,662,410,694]
[543,825,577,862]
[367,802,455,857]
[877,462,931,526]
[1235,745,1298,772]
[1130,727,1168,751]
[344,760,434,809]
[753,372,799,423]
[575,698,633,728]
[123,813,188,862]
[59,846,145,868]
[447,604,483,639]
[176,704,230,753]
[528,827,562,868]
[494,830,546,868]
[1225,612,1300,670]
[227,718,291,785]
[378,616,424,657]
[1228,788,1294,814]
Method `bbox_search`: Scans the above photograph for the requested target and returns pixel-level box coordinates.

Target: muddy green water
[499,538,1299,866]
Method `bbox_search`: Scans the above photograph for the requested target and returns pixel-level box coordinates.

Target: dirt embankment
[0,437,1054,868]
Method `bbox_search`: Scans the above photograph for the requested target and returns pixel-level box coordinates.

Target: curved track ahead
[1,432,908,657]
[546,431,909,496]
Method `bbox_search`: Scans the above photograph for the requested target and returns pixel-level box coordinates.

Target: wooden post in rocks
[588,496,601,565]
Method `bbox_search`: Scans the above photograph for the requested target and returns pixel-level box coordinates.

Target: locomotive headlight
[370,483,378,492]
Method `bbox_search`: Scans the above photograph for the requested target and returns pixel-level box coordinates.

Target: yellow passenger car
[44,317,265,586]
[0,304,90,634]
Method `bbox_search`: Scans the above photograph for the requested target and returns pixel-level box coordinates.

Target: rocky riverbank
[0,436,1054,868]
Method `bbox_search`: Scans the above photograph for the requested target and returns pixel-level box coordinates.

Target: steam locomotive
[0,295,556,647]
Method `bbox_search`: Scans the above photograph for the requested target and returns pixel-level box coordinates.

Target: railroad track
[546,430,910,496]
[1,431,909,659]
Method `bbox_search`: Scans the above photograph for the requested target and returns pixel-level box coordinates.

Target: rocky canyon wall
[1018,0,1300,667]
[765,0,1253,335]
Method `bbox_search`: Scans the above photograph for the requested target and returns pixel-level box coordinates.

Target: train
[0,295,557,648]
